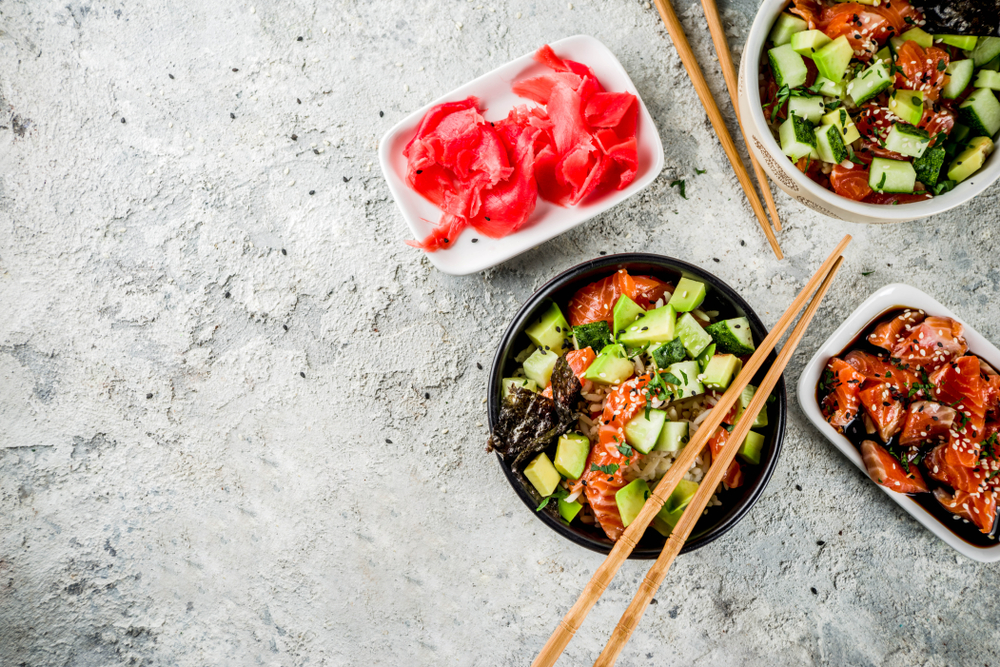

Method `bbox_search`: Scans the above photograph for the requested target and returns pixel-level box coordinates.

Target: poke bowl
[486,254,787,558]
[736,0,1000,223]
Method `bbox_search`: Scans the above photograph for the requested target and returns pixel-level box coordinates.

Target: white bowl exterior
[797,283,1000,562]
[378,35,664,275]
[737,0,1000,224]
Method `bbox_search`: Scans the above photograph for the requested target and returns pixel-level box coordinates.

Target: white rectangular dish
[377,34,664,276]
[798,283,1000,562]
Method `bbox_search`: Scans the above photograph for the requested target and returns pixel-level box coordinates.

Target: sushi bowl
[736,0,1000,224]
[487,254,788,558]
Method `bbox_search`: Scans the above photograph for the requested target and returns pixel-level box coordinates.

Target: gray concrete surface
[1,1,999,665]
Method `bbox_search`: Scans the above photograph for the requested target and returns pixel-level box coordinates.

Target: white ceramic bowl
[798,283,1000,562]
[736,0,1000,223]
[379,35,664,275]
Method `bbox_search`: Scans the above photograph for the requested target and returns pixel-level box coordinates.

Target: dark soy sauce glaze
[817,307,999,548]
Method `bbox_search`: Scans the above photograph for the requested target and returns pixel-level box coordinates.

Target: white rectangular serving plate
[798,283,1000,562]
[378,34,664,276]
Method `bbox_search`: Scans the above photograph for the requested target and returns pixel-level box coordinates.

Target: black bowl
[487,254,787,558]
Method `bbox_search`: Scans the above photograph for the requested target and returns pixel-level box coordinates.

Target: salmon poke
[818,309,1000,542]
[761,0,1000,205]
[487,268,777,545]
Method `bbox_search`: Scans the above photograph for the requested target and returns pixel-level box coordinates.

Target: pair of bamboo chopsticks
[652,0,784,259]
[530,234,852,667]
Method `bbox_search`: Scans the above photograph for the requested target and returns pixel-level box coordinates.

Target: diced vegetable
[524,453,560,497]
[974,70,1000,91]
[522,348,560,386]
[615,479,651,528]
[704,317,755,356]
[737,431,766,466]
[972,37,1000,68]
[651,337,687,368]
[779,114,819,161]
[847,61,892,106]
[612,295,645,339]
[947,136,994,183]
[584,343,636,385]
[525,301,571,354]
[655,421,689,453]
[769,12,808,47]
[558,498,583,523]
[791,29,831,58]
[884,124,931,159]
[888,89,924,126]
[665,360,704,399]
[502,377,538,398]
[624,408,668,454]
[674,313,713,358]
[935,34,977,51]
[813,35,854,83]
[788,95,826,124]
[943,60,975,100]
[822,107,861,144]
[913,145,946,188]
[573,321,613,352]
[554,432,591,479]
[869,157,917,194]
[815,123,849,164]
[702,354,742,390]
[768,44,808,89]
[666,277,707,313]
[959,88,1000,138]
[619,305,677,346]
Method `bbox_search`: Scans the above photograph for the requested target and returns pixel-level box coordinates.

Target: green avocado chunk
[615,479,651,528]
[619,305,677,347]
[554,432,591,480]
[675,313,713,358]
[525,302,571,355]
[612,295,645,340]
[583,344,635,386]
[737,431,766,466]
[667,277,707,313]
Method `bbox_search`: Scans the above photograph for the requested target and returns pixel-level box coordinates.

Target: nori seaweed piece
[652,338,686,368]
[572,321,613,352]
[915,2,1000,36]
[486,355,582,471]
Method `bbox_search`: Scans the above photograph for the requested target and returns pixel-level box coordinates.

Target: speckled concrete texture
[1,1,998,665]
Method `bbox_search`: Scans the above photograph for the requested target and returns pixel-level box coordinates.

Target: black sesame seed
[425,392,430,399]
[599,251,607,256]
[300,372,306,378]
[313,149,320,155]
[343,176,350,183]
[281,248,287,255]
[476,362,482,370]
[297,36,303,41]
[485,216,490,221]
[379,111,384,117]
[810,587,818,595]
[297,98,301,104]
[816,540,825,546]
[795,484,802,491]
[416,169,423,174]
[121,117,126,124]
[232,68,239,72]
[385,438,392,443]
[283,324,288,331]
[471,238,478,243]
[168,73,175,79]
[291,134,298,141]
[713,258,720,262]
[309,190,315,195]
[641,327,648,331]
[740,239,746,246]
[146,393,153,399]
[443,238,449,243]
[225,292,231,298]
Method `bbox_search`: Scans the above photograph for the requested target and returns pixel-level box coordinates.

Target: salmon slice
[630,275,672,310]
[925,443,988,494]
[858,382,905,442]
[930,356,988,442]
[821,358,868,428]
[892,316,968,373]
[844,349,921,398]
[706,404,743,489]
[934,488,998,535]
[567,269,639,328]
[861,439,928,494]
[541,348,596,398]
[868,310,925,351]
[893,40,950,103]
[898,401,957,446]
[582,374,649,541]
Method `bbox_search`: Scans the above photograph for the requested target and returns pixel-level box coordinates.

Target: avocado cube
[734,384,769,429]
[522,348,559,387]
[888,89,925,126]
[583,344,635,386]
[654,421,689,453]
[790,29,831,58]
[702,354,742,390]
[524,453,561,498]
[695,342,717,372]
[813,35,854,83]
[675,313,713,358]
[651,337,687,369]
[525,301,571,355]
[667,277,707,313]
[737,431,766,466]
[822,108,861,144]
[947,136,995,183]
[895,27,933,49]
[665,360,704,400]
[619,305,676,347]
[664,479,700,514]
[572,321,613,352]
[558,498,583,524]
[502,377,538,398]
[624,408,667,455]
[612,295,645,339]
[704,317,755,356]
[913,145,946,188]
[615,479,651,528]
[768,12,807,47]
[884,123,931,159]
[554,432,591,480]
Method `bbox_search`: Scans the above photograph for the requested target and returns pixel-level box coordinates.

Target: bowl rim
[487,253,788,558]
[742,0,1000,220]
[796,282,1000,562]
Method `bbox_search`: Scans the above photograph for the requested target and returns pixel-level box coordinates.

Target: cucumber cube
[822,108,861,144]
[768,44,808,90]
[667,277,707,313]
[913,145,946,188]
[573,320,613,352]
[874,46,892,65]
[788,95,826,124]
[813,76,846,98]
[524,453,561,498]
[984,56,1000,72]
[947,136,994,183]
[737,431,766,466]
[702,354,742,390]
[674,314,713,359]
[525,301,571,354]
[522,348,560,386]
[869,157,917,193]
[896,28,934,49]
[791,29,831,57]
[734,384,769,429]
[935,34,978,51]
[888,89,925,126]
[768,12,808,47]
[615,479,651,528]
[704,317,755,356]
[959,88,1000,138]
[779,114,819,161]
[813,35,854,83]
[558,498,583,523]
[502,377,538,398]
[815,123,849,164]
[884,124,931,159]
[695,342,716,372]
[554,432,591,480]
[624,408,667,455]
[665,360,704,400]
[655,421,689,453]
[943,60,975,100]
[651,337,687,368]
[972,37,1000,68]
[847,61,892,105]
[612,295,645,339]
[975,70,1000,91]
[619,305,676,346]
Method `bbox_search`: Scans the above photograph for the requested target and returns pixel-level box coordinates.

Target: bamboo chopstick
[529,234,851,667]
[594,254,846,666]
[651,0,783,259]
[699,0,783,232]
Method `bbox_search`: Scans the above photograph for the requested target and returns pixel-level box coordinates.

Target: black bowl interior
[487,254,787,558]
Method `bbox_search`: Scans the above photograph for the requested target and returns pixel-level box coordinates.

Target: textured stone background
[1,1,998,665]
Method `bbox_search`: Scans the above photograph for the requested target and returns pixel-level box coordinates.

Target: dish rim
[797,282,1000,562]
[487,253,788,558]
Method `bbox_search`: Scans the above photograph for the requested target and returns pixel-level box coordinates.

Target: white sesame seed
[289,180,295,186]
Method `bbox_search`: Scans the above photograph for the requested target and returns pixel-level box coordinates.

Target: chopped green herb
[590,463,620,475]
[695,168,706,175]
[536,485,569,511]
[670,179,687,199]
[617,443,634,457]
[862,270,875,276]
